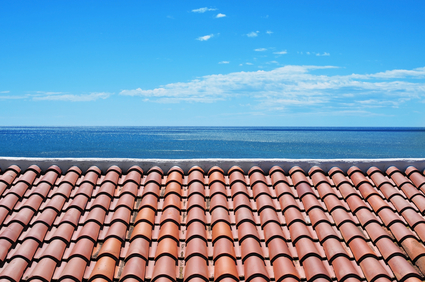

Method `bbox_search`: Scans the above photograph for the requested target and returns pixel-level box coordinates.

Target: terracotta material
[228,172,246,186]
[210,194,228,212]
[119,185,138,200]
[188,166,204,182]
[267,235,291,260]
[145,174,163,187]
[271,256,299,282]
[164,182,182,198]
[208,171,226,186]
[187,182,206,197]
[0,163,425,282]
[214,256,239,282]
[134,207,157,226]
[185,237,208,261]
[186,206,206,226]
[59,256,89,281]
[158,221,180,243]
[88,255,116,281]
[0,257,29,282]
[131,221,153,242]
[406,166,425,190]
[151,256,177,282]
[255,195,275,213]
[155,237,178,260]
[187,195,206,212]
[238,221,260,244]
[142,182,161,197]
[212,221,233,244]
[235,207,256,227]
[27,257,58,282]
[209,182,227,198]
[240,237,263,262]
[69,238,96,261]
[213,237,235,261]
[125,237,150,260]
[140,194,159,211]
[120,256,147,281]
[243,255,269,282]
[251,183,271,200]
[232,193,251,212]
[228,165,244,176]
[159,208,181,227]
[248,166,264,176]
[211,208,230,227]
[186,221,207,243]
[163,194,181,211]
[184,256,209,282]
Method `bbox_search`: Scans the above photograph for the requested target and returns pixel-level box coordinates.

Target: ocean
[0,127,424,159]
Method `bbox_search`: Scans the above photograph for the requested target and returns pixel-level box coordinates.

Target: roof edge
[1,157,424,175]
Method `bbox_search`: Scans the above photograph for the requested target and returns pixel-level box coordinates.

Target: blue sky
[1,1,425,126]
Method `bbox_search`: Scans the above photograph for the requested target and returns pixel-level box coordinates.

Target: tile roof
[0,162,425,282]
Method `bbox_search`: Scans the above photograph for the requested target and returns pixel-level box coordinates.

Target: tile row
[0,163,425,282]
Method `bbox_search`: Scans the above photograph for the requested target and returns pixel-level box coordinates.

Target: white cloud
[0,94,28,100]
[266,31,273,34]
[273,50,287,55]
[196,34,213,41]
[120,65,425,111]
[216,13,226,18]
[34,92,111,102]
[316,52,330,56]
[0,91,10,94]
[245,62,253,65]
[247,31,259,37]
[192,7,217,13]
[254,48,267,52]
[0,91,111,102]
[350,67,425,79]
[219,61,230,64]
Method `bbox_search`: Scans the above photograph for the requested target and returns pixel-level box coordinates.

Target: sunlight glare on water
[0,126,424,159]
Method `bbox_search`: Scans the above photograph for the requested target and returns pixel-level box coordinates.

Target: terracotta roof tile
[1,163,425,281]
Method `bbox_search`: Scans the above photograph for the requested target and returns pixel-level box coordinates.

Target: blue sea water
[0,127,424,159]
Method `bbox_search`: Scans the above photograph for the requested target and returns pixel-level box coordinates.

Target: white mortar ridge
[1,157,424,175]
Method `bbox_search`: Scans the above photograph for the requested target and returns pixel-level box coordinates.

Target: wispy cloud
[192,7,217,13]
[239,62,254,66]
[0,94,28,100]
[216,13,226,18]
[273,50,287,55]
[0,91,111,102]
[350,67,425,79]
[0,91,10,94]
[247,31,259,37]
[316,52,330,56]
[196,34,214,41]
[34,92,111,102]
[266,31,273,34]
[120,66,425,113]
[219,61,230,64]
[254,48,267,52]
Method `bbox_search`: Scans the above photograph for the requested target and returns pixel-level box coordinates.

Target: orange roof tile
[0,163,425,282]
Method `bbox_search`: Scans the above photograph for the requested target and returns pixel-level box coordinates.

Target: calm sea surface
[0,127,424,159]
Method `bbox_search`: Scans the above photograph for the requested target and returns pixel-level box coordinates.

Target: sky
[1,1,425,126]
